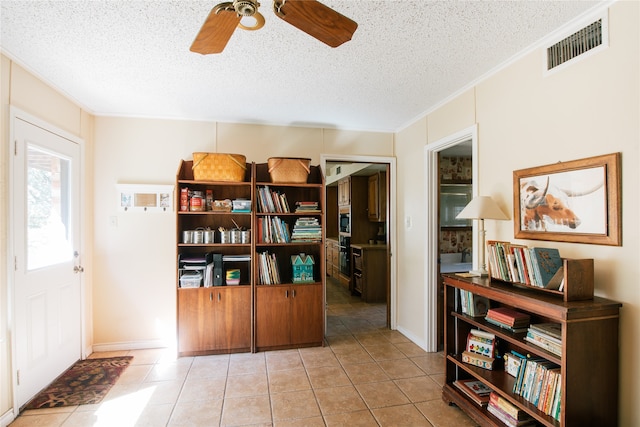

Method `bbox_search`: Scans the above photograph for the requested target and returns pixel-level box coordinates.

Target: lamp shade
[456,196,509,220]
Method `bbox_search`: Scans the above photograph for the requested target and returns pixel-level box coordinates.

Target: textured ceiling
[1,1,601,132]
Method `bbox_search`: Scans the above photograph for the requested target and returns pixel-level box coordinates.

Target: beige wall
[0,57,95,417]
[91,118,393,348]
[395,2,639,424]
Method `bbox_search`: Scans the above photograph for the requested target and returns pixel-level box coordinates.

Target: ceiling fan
[190,0,358,54]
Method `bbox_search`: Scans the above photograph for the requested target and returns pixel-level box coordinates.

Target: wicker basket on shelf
[192,153,246,182]
[267,157,311,183]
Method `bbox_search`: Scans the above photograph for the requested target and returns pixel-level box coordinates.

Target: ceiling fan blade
[274,0,357,48]
[190,5,242,54]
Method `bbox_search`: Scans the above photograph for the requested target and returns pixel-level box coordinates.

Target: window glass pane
[27,145,72,270]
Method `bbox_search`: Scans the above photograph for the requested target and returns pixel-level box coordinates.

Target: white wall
[394,2,639,424]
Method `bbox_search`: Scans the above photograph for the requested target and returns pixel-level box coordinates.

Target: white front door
[12,114,83,408]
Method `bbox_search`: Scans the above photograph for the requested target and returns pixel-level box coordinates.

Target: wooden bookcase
[175,160,325,356]
[175,160,254,356]
[442,274,621,427]
[253,163,325,351]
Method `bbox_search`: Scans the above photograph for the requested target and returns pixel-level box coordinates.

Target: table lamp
[456,196,509,276]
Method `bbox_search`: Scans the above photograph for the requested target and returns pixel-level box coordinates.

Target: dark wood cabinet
[442,274,621,427]
[367,171,386,222]
[177,286,251,356]
[325,238,339,279]
[351,244,387,303]
[255,284,323,351]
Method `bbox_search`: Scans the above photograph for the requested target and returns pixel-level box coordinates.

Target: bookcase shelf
[443,273,621,427]
[487,241,595,302]
[175,159,325,356]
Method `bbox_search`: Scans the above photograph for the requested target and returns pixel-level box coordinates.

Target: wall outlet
[109,216,118,227]
[405,215,412,229]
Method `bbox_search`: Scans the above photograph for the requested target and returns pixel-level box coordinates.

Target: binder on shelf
[212,253,223,286]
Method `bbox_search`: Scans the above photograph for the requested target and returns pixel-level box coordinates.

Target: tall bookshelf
[175,160,254,356]
[253,163,325,351]
[442,273,621,426]
[175,160,325,355]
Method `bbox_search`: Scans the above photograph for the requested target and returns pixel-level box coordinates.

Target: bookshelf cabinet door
[214,287,251,352]
[291,284,323,346]
[255,286,291,349]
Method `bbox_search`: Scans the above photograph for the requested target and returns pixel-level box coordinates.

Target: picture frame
[513,152,621,246]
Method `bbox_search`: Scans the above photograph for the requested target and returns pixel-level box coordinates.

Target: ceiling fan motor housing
[233,0,259,16]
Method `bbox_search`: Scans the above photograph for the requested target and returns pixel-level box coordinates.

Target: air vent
[546,18,605,71]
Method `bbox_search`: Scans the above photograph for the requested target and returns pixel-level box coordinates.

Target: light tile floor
[10,278,477,426]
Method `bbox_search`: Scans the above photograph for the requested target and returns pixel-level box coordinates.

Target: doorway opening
[320,155,396,331]
[424,125,478,352]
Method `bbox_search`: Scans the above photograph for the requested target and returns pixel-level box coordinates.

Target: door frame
[8,106,87,415]
[320,154,397,330]
[424,125,478,352]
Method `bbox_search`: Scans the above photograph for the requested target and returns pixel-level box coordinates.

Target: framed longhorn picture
[513,152,621,246]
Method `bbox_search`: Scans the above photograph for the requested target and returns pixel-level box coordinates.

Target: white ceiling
[1,0,602,132]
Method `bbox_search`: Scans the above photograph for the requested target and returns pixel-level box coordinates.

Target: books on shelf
[258,216,291,243]
[295,201,320,213]
[458,289,489,317]
[486,241,563,289]
[257,251,281,285]
[512,356,562,420]
[485,307,530,333]
[487,392,536,426]
[452,379,492,407]
[291,217,322,242]
[256,186,290,213]
[525,323,563,357]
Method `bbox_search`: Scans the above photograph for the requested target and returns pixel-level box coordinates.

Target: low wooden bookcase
[442,274,621,427]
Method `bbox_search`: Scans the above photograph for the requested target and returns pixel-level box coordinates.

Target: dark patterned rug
[25,356,133,409]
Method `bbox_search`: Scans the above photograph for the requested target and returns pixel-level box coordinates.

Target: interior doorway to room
[321,157,395,330]
[424,125,478,352]
[436,142,473,350]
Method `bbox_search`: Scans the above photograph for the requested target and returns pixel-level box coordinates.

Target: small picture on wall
[513,153,621,246]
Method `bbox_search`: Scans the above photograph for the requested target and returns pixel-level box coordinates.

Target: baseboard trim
[91,340,169,353]
[395,326,429,352]
[1,409,16,427]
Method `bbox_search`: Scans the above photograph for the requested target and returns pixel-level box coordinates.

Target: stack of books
[295,201,320,213]
[487,392,536,426]
[512,356,562,421]
[525,323,562,357]
[486,241,564,289]
[452,379,492,407]
[291,217,321,242]
[484,307,530,333]
[458,290,489,317]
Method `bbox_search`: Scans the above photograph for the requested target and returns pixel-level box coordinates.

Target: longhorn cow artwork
[513,153,621,246]
[520,173,605,232]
